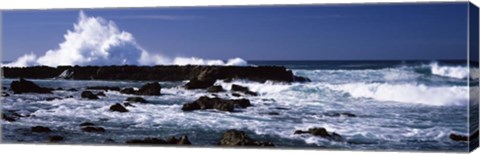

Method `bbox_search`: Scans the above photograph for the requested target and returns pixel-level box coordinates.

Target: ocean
[1,60,477,151]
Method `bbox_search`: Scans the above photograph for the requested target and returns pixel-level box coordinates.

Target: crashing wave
[3,11,247,67]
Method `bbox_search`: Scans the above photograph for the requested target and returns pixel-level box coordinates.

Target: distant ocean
[1,60,477,151]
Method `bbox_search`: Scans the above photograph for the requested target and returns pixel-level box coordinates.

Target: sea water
[1,61,476,151]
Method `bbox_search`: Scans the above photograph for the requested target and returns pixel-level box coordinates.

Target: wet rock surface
[10,78,52,94]
[219,129,274,146]
[110,103,129,112]
[294,127,342,141]
[182,96,252,112]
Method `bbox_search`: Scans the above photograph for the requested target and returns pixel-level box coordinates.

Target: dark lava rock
[109,103,129,112]
[49,136,64,142]
[46,97,62,101]
[31,126,51,133]
[185,78,216,89]
[450,133,468,142]
[293,76,311,82]
[231,84,258,96]
[137,82,161,96]
[82,126,106,133]
[79,122,95,127]
[126,138,167,144]
[67,88,78,92]
[81,91,99,100]
[124,103,135,107]
[231,93,241,97]
[2,114,16,122]
[2,92,10,97]
[86,86,120,91]
[10,78,52,94]
[294,127,342,141]
[126,97,147,103]
[96,92,106,97]
[120,88,136,95]
[182,96,252,112]
[324,112,356,117]
[166,135,192,145]
[219,129,274,146]
[207,85,225,93]
[267,112,280,116]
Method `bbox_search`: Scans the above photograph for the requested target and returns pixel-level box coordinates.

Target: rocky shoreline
[2,65,310,82]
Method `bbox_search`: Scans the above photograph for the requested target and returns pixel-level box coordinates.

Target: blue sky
[2,2,469,61]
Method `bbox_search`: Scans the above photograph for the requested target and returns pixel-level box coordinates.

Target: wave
[326,82,468,106]
[429,62,470,79]
[3,11,247,67]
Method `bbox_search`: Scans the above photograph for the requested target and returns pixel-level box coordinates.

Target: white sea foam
[327,82,468,106]
[4,11,247,67]
[429,62,469,79]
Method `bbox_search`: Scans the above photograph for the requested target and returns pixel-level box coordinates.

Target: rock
[275,107,289,110]
[2,114,16,122]
[45,97,62,101]
[124,103,135,107]
[324,112,356,117]
[231,84,258,96]
[293,76,311,82]
[267,112,280,115]
[137,82,161,95]
[181,96,252,112]
[185,78,216,89]
[231,93,241,97]
[120,88,136,95]
[86,86,120,91]
[96,92,106,97]
[126,138,167,144]
[3,65,304,83]
[2,92,10,97]
[81,91,99,100]
[67,88,78,91]
[219,129,274,146]
[126,97,147,103]
[165,136,179,144]
[177,135,192,145]
[82,126,106,133]
[49,136,64,142]
[450,133,468,142]
[109,103,129,112]
[10,78,52,94]
[31,126,51,133]
[207,85,225,93]
[294,127,342,141]
[79,122,95,127]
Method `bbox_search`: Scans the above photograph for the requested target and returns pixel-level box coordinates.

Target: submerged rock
[2,92,10,97]
[81,91,99,100]
[324,112,356,117]
[231,84,258,96]
[185,78,216,89]
[450,133,468,142]
[207,85,225,93]
[294,127,342,141]
[126,138,166,144]
[45,97,62,101]
[48,136,64,142]
[123,103,135,107]
[10,78,52,94]
[79,122,95,127]
[82,126,106,133]
[181,96,252,112]
[31,126,51,133]
[109,103,129,112]
[2,114,16,122]
[219,129,274,146]
[120,88,136,95]
[293,76,311,82]
[96,92,106,97]
[86,86,120,91]
[126,97,147,103]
